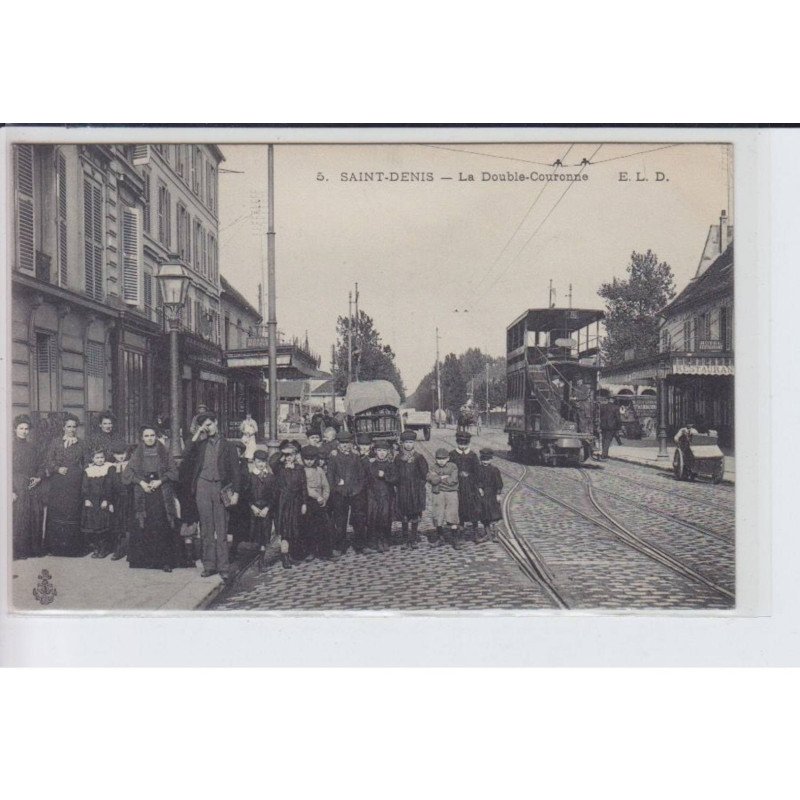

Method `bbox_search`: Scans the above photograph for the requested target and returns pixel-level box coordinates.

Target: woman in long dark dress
[12,415,44,559]
[44,415,87,556]
[125,426,180,572]
[273,440,307,568]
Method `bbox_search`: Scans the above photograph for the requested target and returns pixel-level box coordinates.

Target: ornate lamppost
[656,359,670,459]
[156,257,191,458]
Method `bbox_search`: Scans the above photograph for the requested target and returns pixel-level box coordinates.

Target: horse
[456,404,480,435]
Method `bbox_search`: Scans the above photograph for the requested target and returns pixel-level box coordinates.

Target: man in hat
[182,412,242,579]
[598,395,622,459]
[394,429,429,549]
[188,404,210,438]
[326,430,367,554]
[426,447,460,548]
[450,430,487,543]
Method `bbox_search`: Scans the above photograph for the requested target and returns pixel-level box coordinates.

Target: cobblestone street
[214,427,736,611]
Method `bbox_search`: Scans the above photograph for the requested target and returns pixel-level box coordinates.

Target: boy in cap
[394,429,429,549]
[326,430,367,554]
[300,444,335,560]
[319,427,339,465]
[426,448,460,548]
[450,431,487,543]
[365,439,399,552]
[247,449,275,569]
[354,432,373,551]
[478,448,503,542]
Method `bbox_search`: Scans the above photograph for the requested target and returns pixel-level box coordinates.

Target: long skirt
[128,490,177,570]
[457,474,482,525]
[44,471,85,556]
[12,489,44,559]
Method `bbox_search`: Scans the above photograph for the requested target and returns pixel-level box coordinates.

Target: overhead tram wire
[420,143,557,167]
[455,144,575,308]
[465,144,603,309]
[588,144,678,164]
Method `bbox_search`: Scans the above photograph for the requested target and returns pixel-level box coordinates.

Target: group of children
[230,425,504,570]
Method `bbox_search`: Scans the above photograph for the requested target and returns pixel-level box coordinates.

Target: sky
[217,142,732,394]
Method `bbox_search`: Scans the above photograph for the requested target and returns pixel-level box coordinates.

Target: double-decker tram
[505,308,604,466]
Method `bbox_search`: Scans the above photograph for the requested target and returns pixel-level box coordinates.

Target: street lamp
[656,359,670,459]
[156,256,191,458]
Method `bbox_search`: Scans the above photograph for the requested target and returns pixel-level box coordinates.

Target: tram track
[428,429,734,605]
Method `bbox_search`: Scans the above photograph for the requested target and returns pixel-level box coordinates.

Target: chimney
[720,209,729,253]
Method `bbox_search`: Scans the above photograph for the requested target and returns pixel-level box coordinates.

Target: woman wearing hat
[394,429,429,549]
[449,430,488,544]
[43,414,87,556]
[11,415,44,559]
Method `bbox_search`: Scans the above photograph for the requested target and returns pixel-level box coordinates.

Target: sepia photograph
[5,133,738,613]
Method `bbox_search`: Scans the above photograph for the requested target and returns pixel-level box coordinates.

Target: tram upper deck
[506,308,605,365]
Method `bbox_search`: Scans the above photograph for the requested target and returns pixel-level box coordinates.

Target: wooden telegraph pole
[267,144,278,439]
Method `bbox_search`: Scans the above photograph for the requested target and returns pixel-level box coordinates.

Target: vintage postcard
[3,128,758,617]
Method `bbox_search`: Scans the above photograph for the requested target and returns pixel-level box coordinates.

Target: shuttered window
[177,203,189,260]
[132,145,151,165]
[15,144,36,274]
[191,147,199,194]
[157,183,171,246]
[144,272,153,318]
[207,233,216,281]
[86,341,105,377]
[35,332,58,412]
[121,206,142,305]
[201,226,208,275]
[83,177,104,300]
[175,145,185,178]
[142,168,151,233]
[56,151,68,285]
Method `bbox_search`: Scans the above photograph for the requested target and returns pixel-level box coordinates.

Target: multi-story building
[600,211,734,448]
[10,142,225,444]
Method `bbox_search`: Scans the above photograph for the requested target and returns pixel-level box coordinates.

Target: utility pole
[485,361,490,424]
[267,144,278,440]
[549,279,555,308]
[354,282,360,380]
[347,291,353,383]
[330,343,337,412]
[435,326,442,412]
[568,283,573,309]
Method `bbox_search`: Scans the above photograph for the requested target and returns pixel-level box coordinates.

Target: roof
[344,380,401,416]
[507,308,605,333]
[220,275,261,321]
[661,243,733,317]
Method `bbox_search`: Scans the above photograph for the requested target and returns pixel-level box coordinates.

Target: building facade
[10,142,225,445]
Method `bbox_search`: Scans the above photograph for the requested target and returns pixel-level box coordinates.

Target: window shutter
[15,145,36,274]
[201,226,207,275]
[132,145,151,165]
[142,169,151,233]
[121,207,141,305]
[84,180,96,298]
[144,272,153,317]
[165,189,172,247]
[57,151,68,285]
[93,184,103,299]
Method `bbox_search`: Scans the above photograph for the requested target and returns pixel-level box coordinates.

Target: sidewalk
[10,552,228,612]
[607,441,735,483]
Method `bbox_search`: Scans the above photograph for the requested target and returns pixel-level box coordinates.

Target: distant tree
[472,356,507,410]
[332,310,405,399]
[440,353,467,415]
[598,250,676,365]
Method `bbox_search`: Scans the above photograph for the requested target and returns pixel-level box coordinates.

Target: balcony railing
[698,339,724,352]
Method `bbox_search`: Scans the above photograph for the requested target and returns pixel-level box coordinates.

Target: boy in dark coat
[301,445,335,561]
[365,439,399,552]
[247,449,275,569]
[326,431,367,554]
[449,431,488,543]
[394,429,429,549]
[274,440,307,568]
[478,448,503,542]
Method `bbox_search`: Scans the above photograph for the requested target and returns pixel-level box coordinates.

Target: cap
[356,432,372,446]
[279,439,298,453]
[336,430,353,443]
[455,431,471,443]
[196,412,217,426]
[300,445,319,459]
[306,429,322,439]
[400,430,417,442]
[252,449,269,461]
[479,447,494,459]
[373,438,391,450]
[435,448,450,459]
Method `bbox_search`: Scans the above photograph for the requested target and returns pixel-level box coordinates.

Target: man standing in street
[182,412,242,580]
[599,395,622,460]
